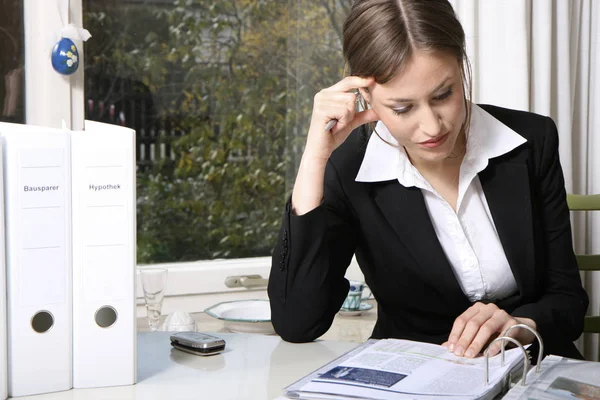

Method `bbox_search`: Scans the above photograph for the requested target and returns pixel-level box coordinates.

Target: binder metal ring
[503,323,543,373]
[484,336,529,386]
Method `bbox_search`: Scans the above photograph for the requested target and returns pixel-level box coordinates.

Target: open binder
[502,354,600,399]
[281,324,543,400]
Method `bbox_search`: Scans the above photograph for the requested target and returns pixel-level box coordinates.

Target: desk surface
[17,332,357,400]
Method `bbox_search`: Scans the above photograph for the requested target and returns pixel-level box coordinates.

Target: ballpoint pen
[325,119,337,131]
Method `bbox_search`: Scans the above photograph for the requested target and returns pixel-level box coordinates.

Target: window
[16,0,360,310]
[85,0,286,264]
[0,0,25,124]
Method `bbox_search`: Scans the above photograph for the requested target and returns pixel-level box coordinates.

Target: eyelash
[392,88,454,116]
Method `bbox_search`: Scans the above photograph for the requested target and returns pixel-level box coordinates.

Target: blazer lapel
[480,160,535,298]
[372,182,470,307]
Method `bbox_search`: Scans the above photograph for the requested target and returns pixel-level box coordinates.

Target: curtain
[448,0,599,360]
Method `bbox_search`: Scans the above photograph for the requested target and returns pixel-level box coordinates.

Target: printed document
[284,338,527,400]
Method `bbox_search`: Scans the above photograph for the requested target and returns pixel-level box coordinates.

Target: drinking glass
[140,268,168,331]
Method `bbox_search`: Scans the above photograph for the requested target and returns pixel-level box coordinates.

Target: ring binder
[503,323,543,373]
[71,121,136,388]
[484,324,545,387]
[2,127,73,396]
[484,337,529,385]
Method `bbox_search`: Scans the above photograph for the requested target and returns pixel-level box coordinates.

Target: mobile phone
[170,332,226,356]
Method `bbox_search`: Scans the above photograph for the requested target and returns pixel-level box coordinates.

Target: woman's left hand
[441,302,536,358]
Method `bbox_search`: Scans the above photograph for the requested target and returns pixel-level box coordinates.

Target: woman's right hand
[304,76,378,162]
[292,76,378,215]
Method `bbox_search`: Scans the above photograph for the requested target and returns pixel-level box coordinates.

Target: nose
[418,106,443,137]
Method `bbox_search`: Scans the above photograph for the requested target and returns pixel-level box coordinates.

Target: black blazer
[268,104,589,360]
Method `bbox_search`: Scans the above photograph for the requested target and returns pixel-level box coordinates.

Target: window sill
[137,256,272,297]
[135,255,363,316]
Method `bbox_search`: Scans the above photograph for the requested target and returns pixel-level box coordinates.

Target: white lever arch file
[0,123,72,396]
[71,120,136,388]
[0,141,7,400]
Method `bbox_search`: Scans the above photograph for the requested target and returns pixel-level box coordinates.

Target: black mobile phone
[170,332,226,356]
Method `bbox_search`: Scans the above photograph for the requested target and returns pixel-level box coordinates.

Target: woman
[268,0,588,360]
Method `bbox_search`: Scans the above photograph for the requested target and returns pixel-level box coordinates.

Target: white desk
[16,332,357,400]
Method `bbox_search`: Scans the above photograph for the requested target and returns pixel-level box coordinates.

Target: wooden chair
[566,194,600,351]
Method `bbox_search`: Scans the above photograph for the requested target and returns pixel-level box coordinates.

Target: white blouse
[355,105,527,302]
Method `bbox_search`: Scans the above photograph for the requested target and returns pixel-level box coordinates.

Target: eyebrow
[385,77,452,103]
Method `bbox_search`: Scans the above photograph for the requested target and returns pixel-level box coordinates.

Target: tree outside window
[83,0,350,263]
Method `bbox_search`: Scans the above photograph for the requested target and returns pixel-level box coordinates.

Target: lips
[419,132,449,148]
[421,133,447,144]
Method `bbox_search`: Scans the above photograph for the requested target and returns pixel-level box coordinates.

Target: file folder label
[19,148,64,167]
[84,164,126,207]
[83,246,129,302]
[19,149,65,208]
[18,149,68,307]
[21,208,65,249]
[20,247,65,307]
[83,149,126,167]
[83,207,128,246]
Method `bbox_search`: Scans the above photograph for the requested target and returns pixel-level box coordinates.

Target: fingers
[305,76,377,159]
[447,303,520,358]
[315,76,375,132]
[462,309,511,358]
[312,91,354,128]
[329,76,374,92]
[326,108,379,150]
[446,303,482,352]
[315,91,359,123]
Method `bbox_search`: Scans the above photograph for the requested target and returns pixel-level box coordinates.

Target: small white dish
[204,299,275,335]
[338,302,373,317]
[161,311,197,332]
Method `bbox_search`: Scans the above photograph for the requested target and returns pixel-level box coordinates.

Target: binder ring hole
[31,311,54,333]
[95,306,118,328]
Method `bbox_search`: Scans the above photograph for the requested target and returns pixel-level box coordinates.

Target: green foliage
[84,0,349,263]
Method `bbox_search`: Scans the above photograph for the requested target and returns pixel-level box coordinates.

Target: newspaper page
[502,355,600,400]
[284,338,525,400]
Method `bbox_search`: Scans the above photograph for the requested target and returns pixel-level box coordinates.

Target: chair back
[567,194,600,340]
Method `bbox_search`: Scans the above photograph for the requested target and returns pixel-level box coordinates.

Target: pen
[325,119,337,131]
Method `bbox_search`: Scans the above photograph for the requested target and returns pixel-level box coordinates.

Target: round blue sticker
[51,38,79,75]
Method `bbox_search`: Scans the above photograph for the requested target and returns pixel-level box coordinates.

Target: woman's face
[362,50,466,165]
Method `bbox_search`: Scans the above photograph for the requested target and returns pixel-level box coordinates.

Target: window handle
[225,274,268,289]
